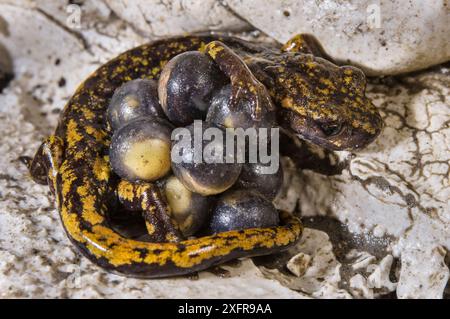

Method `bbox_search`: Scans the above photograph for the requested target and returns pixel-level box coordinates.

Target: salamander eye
[318,121,343,137]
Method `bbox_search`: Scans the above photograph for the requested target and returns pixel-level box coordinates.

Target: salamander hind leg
[281,34,332,61]
[29,136,64,193]
[117,180,183,243]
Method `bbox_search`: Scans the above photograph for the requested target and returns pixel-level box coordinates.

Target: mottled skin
[29,34,382,278]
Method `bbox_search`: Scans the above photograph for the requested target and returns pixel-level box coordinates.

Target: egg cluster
[108,51,283,238]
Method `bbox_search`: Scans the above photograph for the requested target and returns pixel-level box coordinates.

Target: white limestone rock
[104,0,250,37]
[397,247,449,299]
[347,253,397,298]
[0,1,449,299]
[261,228,353,299]
[224,0,450,75]
[294,66,450,298]
[0,2,304,299]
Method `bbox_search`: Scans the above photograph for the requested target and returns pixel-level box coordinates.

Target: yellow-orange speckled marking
[29,34,383,278]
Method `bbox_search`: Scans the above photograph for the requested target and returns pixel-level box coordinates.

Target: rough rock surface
[104,0,250,37]
[287,67,450,298]
[0,43,13,93]
[0,1,449,298]
[224,0,450,75]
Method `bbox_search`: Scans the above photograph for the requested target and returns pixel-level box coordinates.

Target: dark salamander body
[29,34,382,278]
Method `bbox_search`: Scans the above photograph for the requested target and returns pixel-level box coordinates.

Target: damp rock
[105,0,250,37]
[224,0,450,75]
[287,252,311,277]
[0,44,13,92]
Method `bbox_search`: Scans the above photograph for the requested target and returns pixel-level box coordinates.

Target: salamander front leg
[29,135,64,194]
[203,41,275,121]
[117,180,183,243]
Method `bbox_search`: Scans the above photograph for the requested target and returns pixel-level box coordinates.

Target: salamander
[28,34,383,278]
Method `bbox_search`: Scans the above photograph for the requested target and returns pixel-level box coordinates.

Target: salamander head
[272,53,383,150]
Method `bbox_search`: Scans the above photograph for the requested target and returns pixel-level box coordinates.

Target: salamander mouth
[296,129,380,150]
[279,109,383,151]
